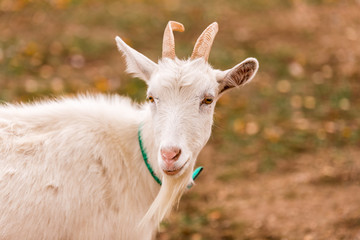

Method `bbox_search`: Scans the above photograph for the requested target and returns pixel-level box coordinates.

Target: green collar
[137,125,203,188]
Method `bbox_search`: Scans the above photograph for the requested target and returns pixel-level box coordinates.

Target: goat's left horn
[190,22,218,61]
[162,21,185,59]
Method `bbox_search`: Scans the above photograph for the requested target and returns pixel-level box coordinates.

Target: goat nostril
[175,149,181,158]
[161,147,181,161]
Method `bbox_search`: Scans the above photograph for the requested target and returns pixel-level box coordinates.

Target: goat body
[0,95,160,239]
[0,21,259,239]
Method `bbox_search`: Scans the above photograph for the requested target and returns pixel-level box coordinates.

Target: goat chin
[139,169,193,227]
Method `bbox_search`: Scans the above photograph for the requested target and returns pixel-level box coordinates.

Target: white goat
[0,21,258,239]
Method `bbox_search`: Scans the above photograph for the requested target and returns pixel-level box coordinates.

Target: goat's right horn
[190,22,218,61]
[162,21,185,59]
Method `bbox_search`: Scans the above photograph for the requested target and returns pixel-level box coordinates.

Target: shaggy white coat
[0,95,161,239]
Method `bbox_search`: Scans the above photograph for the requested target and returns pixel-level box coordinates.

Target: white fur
[0,28,258,240]
[0,95,160,239]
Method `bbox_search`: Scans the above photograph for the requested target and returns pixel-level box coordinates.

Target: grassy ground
[1,0,359,239]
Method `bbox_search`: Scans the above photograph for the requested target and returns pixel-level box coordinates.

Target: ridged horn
[190,22,218,61]
[162,21,185,59]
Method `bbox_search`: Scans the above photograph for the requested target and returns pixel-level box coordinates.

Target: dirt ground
[159,146,360,240]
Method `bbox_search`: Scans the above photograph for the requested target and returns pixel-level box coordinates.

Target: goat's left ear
[216,58,259,95]
[115,36,157,82]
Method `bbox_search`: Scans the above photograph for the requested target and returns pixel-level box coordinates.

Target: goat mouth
[162,163,186,176]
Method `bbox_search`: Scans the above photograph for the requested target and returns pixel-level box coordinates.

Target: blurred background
[0,0,359,239]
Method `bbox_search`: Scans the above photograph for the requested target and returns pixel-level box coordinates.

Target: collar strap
[137,125,203,188]
[138,125,162,185]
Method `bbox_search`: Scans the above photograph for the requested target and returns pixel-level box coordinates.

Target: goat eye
[202,98,213,105]
[147,96,155,103]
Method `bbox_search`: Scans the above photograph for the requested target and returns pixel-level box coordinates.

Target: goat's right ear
[115,36,157,82]
[216,58,259,95]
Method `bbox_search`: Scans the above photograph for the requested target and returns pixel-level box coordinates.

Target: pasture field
[1,0,359,239]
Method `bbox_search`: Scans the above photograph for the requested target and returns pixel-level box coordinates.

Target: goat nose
[161,147,181,162]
